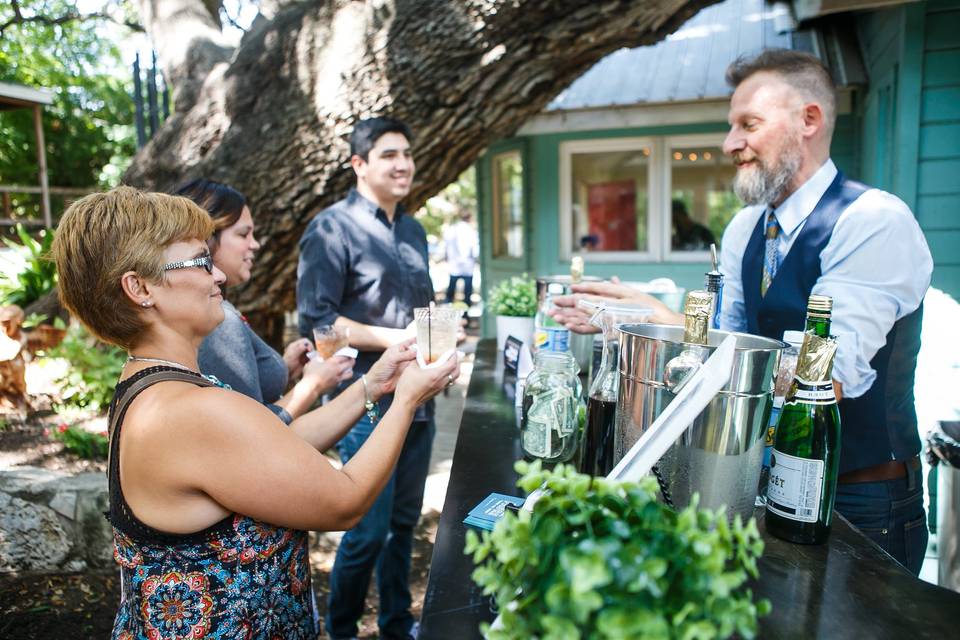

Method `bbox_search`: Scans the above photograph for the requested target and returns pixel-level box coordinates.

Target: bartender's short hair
[52,186,213,350]
[726,49,837,133]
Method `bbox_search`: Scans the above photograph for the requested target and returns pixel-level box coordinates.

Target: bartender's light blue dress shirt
[718,159,933,399]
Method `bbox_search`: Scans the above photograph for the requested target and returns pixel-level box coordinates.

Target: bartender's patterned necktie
[760,209,780,297]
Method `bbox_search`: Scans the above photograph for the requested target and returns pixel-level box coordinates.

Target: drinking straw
[428,301,434,362]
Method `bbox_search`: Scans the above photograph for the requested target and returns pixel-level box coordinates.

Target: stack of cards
[463,493,525,531]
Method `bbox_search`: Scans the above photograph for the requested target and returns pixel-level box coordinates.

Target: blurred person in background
[443,207,479,305]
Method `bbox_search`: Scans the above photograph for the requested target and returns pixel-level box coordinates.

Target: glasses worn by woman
[51,186,460,639]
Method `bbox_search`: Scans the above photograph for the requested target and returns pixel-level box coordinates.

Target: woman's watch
[360,374,380,424]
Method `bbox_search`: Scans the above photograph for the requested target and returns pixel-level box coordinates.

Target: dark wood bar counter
[420,340,960,639]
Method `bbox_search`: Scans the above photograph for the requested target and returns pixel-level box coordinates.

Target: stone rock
[0,468,112,573]
[0,492,70,571]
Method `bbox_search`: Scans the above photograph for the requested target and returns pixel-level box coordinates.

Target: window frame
[559,136,661,263]
[490,149,526,261]
[558,132,734,263]
[662,132,732,263]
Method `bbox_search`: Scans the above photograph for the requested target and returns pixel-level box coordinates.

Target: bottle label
[789,378,835,405]
[535,327,570,352]
[766,449,824,523]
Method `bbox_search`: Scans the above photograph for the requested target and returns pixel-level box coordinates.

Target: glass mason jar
[520,351,582,463]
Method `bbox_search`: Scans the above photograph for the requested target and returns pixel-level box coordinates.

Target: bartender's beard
[732,136,803,206]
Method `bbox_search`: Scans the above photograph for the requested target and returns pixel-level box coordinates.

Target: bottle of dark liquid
[578,303,651,476]
[766,294,841,544]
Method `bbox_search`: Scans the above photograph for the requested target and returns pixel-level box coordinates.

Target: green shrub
[466,461,770,640]
[488,275,537,317]
[48,324,125,411]
[0,224,57,308]
[48,423,108,460]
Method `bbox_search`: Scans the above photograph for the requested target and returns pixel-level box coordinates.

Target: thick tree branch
[133,0,234,111]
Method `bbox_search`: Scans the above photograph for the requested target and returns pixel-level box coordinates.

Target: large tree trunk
[127,0,718,346]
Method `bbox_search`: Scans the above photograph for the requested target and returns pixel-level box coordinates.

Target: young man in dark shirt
[297,117,434,640]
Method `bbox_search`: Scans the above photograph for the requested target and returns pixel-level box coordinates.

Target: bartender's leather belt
[838,455,921,485]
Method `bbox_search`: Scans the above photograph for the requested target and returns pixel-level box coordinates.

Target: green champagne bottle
[765,294,841,544]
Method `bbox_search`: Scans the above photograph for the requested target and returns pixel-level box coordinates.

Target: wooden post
[32,104,51,228]
[2,192,10,219]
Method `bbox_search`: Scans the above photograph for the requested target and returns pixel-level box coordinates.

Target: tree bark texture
[127,0,719,345]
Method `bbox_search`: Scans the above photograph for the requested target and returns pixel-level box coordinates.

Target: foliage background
[0,0,135,228]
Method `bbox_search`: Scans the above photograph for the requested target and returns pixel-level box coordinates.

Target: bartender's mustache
[732,152,760,167]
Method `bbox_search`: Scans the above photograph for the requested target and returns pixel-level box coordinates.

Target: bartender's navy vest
[741,173,923,474]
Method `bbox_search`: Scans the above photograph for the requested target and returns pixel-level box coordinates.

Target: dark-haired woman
[176,179,351,423]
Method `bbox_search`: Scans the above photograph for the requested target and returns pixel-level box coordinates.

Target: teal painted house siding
[858,0,960,299]
[920,0,960,298]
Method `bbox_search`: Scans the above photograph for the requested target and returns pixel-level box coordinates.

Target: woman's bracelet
[360,374,380,424]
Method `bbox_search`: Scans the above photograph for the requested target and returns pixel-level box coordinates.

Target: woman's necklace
[126,354,198,373]
[125,355,232,389]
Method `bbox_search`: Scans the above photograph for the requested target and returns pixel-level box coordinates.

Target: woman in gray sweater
[177,179,353,423]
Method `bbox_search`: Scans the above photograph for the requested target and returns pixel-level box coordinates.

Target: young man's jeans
[445,275,473,304]
[326,415,434,640]
[834,465,928,575]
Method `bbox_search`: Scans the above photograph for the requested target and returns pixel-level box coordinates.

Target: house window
[560,134,740,262]
[560,138,655,260]
[665,135,739,261]
[492,150,524,258]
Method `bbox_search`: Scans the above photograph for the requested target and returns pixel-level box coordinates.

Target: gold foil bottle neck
[794,333,838,382]
[682,290,714,345]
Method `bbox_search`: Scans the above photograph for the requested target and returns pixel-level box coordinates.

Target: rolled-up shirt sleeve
[812,190,932,398]
[297,213,348,338]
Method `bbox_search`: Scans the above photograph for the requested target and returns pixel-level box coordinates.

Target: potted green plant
[466,462,770,639]
[487,275,537,351]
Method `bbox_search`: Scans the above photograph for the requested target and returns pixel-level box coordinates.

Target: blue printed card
[463,493,525,531]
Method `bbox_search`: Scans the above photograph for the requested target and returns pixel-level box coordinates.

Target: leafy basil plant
[465,461,770,640]
[487,275,537,317]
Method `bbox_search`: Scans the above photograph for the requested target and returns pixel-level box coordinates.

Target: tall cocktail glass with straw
[414,305,460,364]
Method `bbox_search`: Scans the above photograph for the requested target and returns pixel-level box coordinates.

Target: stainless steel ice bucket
[615,323,785,520]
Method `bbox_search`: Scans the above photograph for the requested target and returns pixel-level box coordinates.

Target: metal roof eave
[0,81,55,109]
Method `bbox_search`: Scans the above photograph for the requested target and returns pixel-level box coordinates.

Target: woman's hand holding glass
[365,339,417,399]
[394,351,461,410]
[301,355,355,396]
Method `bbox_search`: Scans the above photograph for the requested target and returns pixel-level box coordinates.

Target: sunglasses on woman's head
[162,253,214,274]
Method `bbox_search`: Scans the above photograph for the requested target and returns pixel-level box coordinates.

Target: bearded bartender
[551,49,933,574]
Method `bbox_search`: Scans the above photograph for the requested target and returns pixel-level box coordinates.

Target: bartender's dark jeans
[326,416,435,640]
[834,466,928,575]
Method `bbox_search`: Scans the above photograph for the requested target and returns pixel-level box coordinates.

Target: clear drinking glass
[414,306,461,364]
[312,325,350,359]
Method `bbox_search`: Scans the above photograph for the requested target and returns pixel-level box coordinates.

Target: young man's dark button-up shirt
[297,188,435,417]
